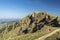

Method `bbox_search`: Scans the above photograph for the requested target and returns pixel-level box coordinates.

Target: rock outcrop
[18,12,60,34]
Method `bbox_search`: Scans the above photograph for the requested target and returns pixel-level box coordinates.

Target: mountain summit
[19,12,60,34]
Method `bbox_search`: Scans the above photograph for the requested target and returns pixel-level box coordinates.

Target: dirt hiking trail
[35,29,60,40]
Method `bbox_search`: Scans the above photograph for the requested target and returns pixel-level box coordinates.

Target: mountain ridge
[0,12,60,40]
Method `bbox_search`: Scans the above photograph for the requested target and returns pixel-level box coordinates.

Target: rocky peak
[19,12,60,34]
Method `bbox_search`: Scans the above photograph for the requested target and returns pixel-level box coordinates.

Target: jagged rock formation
[18,12,60,34]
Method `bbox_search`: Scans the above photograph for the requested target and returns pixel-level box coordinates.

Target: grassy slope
[12,27,57,40]
[45,30,60,40]
[45,17,60,40]
[1,26,57,40]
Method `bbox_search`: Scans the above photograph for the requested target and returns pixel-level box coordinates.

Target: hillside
[0,12,60,40]
[45,30,60,40]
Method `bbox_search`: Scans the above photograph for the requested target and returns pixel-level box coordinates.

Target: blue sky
[0,0,60,18]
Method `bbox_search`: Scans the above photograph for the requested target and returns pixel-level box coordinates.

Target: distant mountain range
[0,18,20,29]
[0,18,20,23]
